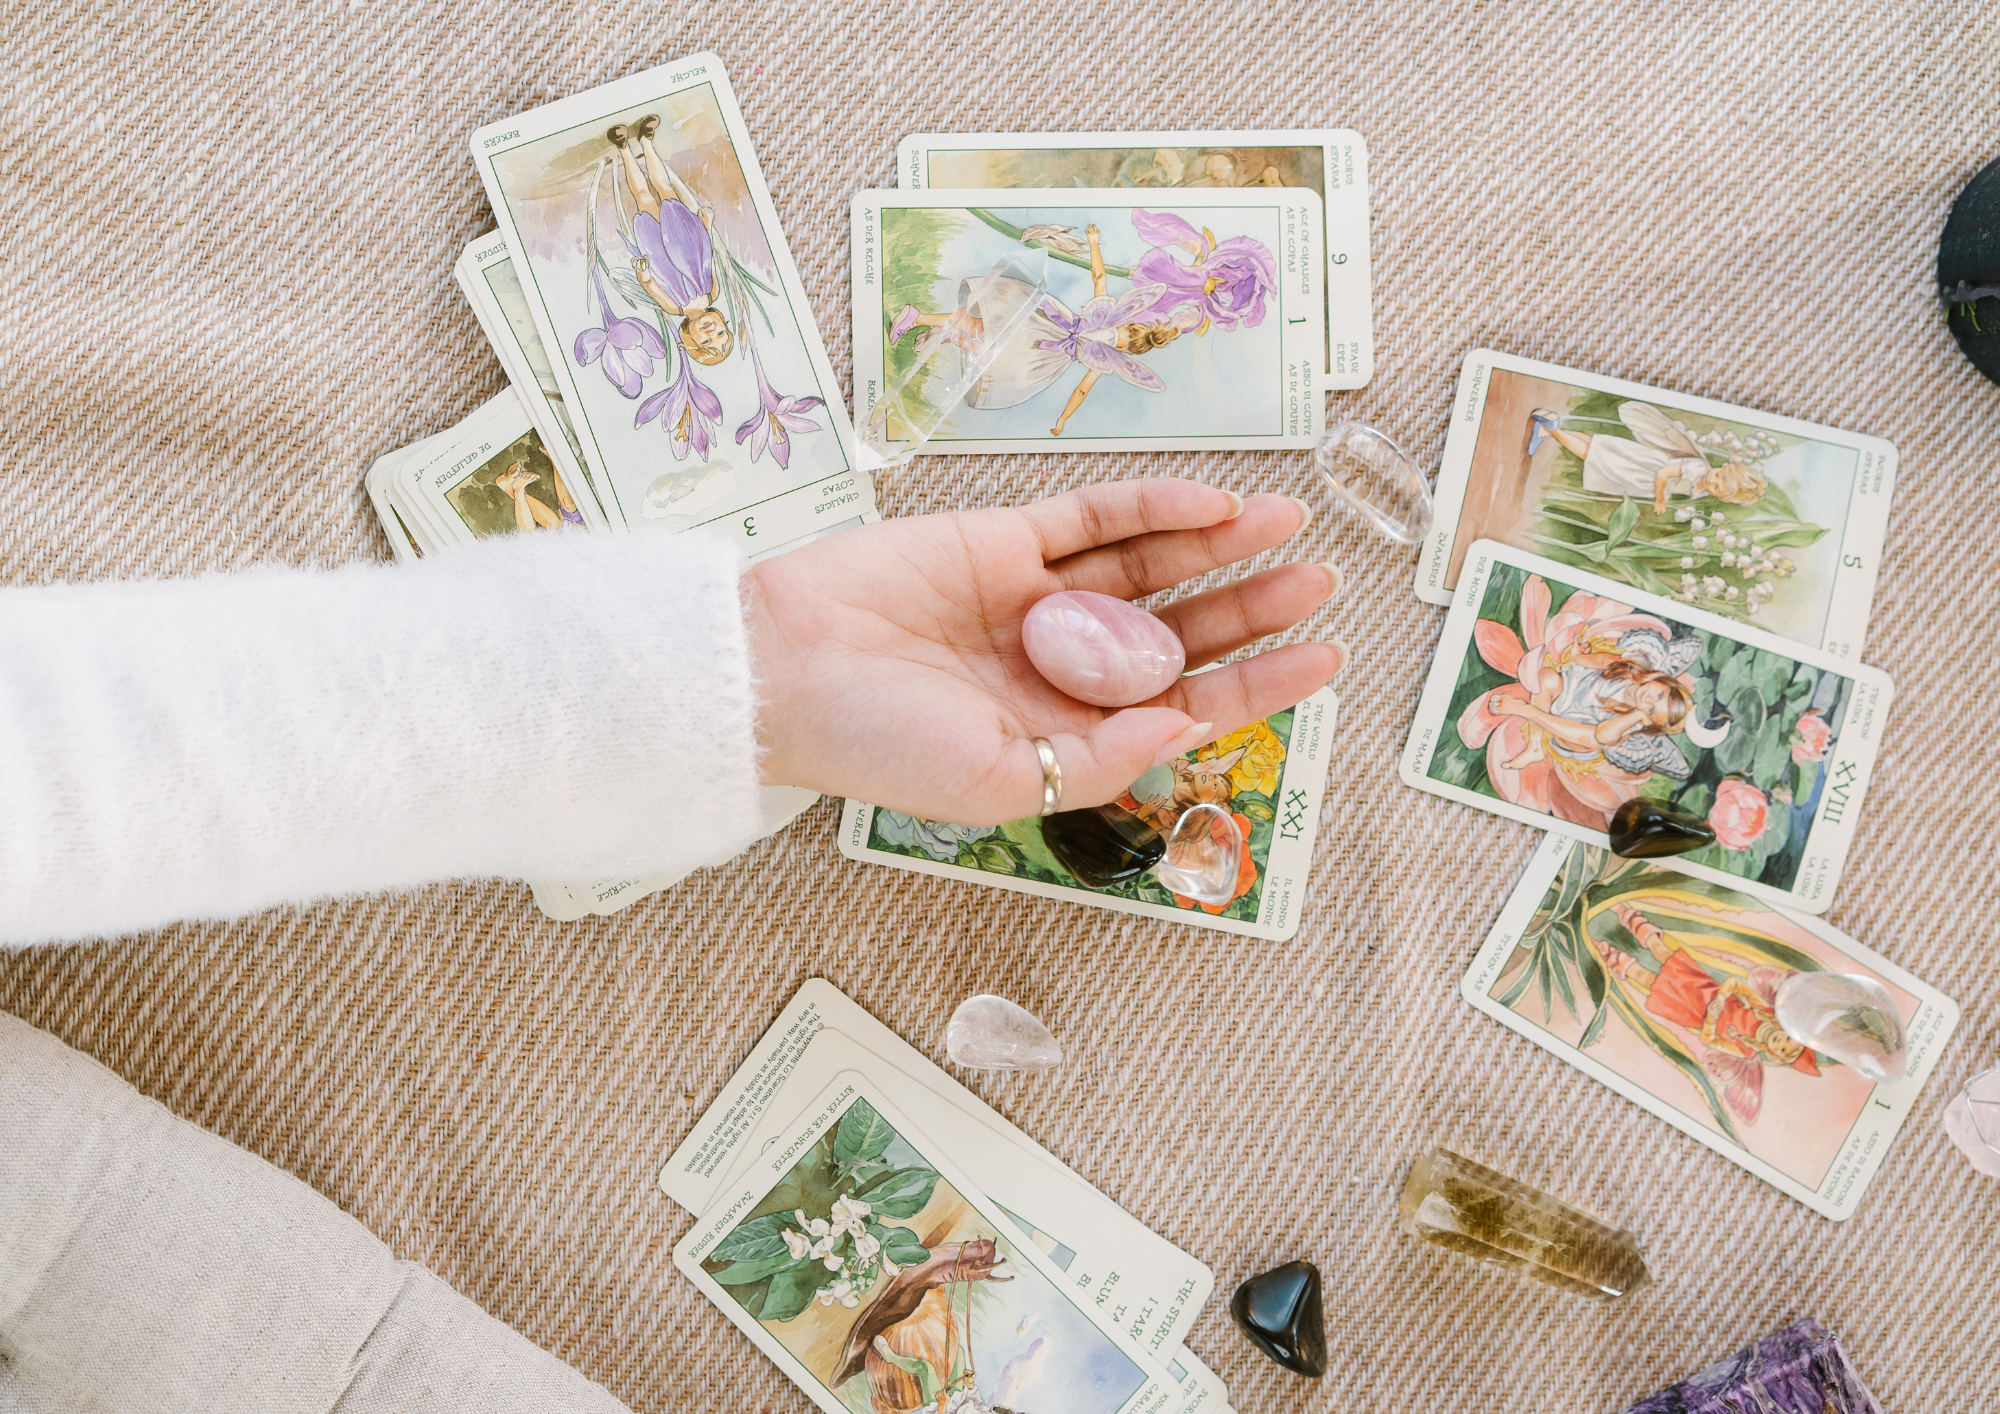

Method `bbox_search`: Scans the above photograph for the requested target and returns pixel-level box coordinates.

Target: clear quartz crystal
[1313,420,1434,544]
[1151,802,1242,905]
[1944,1068,2000,1179]
[944,994,1063,1072]
[1773,972,1908,1083]
[1398,1147,1650,1299]
[859,249,1050,470]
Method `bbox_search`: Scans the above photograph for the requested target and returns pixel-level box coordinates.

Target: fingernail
[1323,638,1351,676]
[1317,560,1344,599]
[1220,490,1245,520]
[1152,721,1215,766]
[1289,496,1317,532]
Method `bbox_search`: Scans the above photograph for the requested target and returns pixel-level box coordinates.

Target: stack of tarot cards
[664,979,1234,1414]
[362,55,887,917]
[836,125,1382,937]
[1395,350,1960,1219]
[367,63,1385,930]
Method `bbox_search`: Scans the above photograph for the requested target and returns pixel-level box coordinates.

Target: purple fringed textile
[1624,1318,1882,1413]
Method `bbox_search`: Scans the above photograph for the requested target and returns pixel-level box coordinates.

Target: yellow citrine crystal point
[1397,1147,1651,1299]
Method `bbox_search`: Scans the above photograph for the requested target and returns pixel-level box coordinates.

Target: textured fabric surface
[0,1012,630,1414]
[2,3,1997,1410]
[0,530,765,944]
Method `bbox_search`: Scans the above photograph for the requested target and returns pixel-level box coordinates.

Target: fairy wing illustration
[1072,285,1176,392]
[1614,627,1702,679]
[1617,401,1707,461]
[1703,1049,1764,1123]
[1077,339,1167,392]
[1602,732,1693,780]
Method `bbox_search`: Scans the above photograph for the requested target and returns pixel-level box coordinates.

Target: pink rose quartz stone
[1021,591,1186,707]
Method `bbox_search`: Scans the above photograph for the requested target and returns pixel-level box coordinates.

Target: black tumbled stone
[1229,1260,1327,1378]
[1040,803,1164,886]
[1608,798,1716,858]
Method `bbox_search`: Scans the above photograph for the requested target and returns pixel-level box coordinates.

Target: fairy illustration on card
[862,190,1322,452]
[1420,351,1898,656]
[692,1094,1152,1414]
[1434,562,1855,894]
[478,65,861,541]
[1487,844,1919,1184]
[889,212,1270,437]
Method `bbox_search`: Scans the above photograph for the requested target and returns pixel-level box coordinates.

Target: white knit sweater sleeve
[0,531,773,946]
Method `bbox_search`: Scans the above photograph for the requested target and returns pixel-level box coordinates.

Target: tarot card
[1400,541,1893,914]
[398,388,588,545]
[470,54,873,550]
[838,689,1337,939]
[690,1024,1215,1368]
[454,231,607,526]
[677,1074,1204,1414]
[853,188,1325,454]
[898,128,1372,390]
[662,982,1214,1357]
[1465,834,1960,1220]
[364,440,431,561]
[1417,350,1898,659]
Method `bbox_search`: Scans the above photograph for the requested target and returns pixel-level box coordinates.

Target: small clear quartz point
[1151,803,1242,906]
[1944,1068,2000,1179]
[1772,971,1908,1083]
[944,994,1063,1072]
[1313,420,1434,544]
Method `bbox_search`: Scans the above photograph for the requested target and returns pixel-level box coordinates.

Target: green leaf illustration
[1751,717,1793,786]
[879,1226,931,1267]
[1605,498,1641,550]
[855,1164,941,1219]
[969,840,1019,874]
[712,1211,799,1265]
[835,1100,894,1165]
[713,1251,802,1286]
[758,1260,828,1325]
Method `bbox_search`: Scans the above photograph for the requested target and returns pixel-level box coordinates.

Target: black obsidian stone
[1229,1260,1327,1378]
[1040,803,1164,886]
[1608,798,1716,858]
[1940,154,2000,388]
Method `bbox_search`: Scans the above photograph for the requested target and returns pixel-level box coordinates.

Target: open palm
[746,479,1345,824]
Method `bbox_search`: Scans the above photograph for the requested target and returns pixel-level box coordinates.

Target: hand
[746,479,1346,825]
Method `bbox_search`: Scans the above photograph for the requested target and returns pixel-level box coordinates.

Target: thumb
[1045,708,1215,812]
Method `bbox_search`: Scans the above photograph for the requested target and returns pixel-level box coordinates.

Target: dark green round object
[1940,154,2000,387]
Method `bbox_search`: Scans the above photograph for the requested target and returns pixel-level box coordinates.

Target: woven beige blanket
[3,2,1996,1409]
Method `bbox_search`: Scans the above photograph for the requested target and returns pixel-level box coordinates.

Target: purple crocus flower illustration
[734,339,824,469]
[635,353,724,461]
[1129,209,1277,333]
[573,264,666,399]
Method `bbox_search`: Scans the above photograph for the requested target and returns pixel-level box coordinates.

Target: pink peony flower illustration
[1455,575,1684,828]
[1709,779,1771,851]
[1790,709,1832,763]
